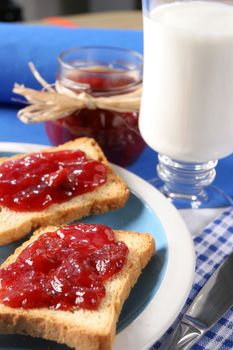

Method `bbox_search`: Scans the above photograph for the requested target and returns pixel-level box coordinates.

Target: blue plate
[0,144,195,350]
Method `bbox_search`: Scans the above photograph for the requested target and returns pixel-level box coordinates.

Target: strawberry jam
[0,150,107,211]
[0,223,129,310]
[45,65,145,166]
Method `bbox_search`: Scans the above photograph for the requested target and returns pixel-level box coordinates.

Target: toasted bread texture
[0,137,129,246]
[0,226,155,350]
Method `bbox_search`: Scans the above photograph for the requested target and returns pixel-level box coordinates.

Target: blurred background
[0,0,142,22]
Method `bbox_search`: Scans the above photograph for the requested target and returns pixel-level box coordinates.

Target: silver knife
[162,251,233,350]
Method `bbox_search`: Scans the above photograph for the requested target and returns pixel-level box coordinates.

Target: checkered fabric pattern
[152,206,233,350]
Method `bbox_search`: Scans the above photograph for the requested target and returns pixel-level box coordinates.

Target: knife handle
[161,316,208,350]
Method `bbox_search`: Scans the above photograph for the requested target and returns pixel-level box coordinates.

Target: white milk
[140,1,233,162]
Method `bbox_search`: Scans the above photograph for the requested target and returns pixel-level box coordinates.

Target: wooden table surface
[40,11,143,30]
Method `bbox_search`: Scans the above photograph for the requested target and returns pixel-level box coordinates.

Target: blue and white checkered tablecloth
[152,206,233,350]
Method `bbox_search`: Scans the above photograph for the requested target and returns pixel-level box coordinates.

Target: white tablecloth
[179,207,225,237]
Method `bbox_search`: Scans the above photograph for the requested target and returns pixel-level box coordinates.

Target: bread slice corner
[0,226,155,350]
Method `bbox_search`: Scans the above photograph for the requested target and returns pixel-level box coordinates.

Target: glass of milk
[140,0,233,208]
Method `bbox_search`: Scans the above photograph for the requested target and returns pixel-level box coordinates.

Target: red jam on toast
[0,224,129,310]
[0,150,107,211]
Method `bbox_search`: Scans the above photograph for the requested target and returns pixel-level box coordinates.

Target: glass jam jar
[45,47,145,166]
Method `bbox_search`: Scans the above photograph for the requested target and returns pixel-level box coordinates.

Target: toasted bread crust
[0,226,155,350]
[0,138,129,246]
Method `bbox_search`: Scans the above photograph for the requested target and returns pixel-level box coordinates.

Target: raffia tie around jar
[13,63,142,124]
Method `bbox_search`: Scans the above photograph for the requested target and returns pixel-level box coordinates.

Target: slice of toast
[0,137,129,246]
[0,225,155,350]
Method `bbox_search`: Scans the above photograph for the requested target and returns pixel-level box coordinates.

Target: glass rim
[58,46,143,73]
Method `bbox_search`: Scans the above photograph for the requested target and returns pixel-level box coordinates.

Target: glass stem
[157,154,218,208]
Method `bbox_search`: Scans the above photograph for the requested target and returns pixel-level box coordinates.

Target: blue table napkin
[0,24,232,208]
[152,206,233,350]
[0,23,143,104]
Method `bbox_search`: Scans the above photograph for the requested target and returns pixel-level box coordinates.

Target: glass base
[159,185,208,209]
[156,154,218,209]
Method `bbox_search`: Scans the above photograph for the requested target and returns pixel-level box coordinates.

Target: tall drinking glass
[140,0,233,208]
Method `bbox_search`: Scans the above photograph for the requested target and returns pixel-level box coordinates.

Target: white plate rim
[0,142,196,350]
